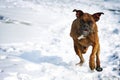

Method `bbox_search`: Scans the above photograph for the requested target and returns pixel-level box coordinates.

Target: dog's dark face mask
[78,19,93,36]
[73,10,104,37]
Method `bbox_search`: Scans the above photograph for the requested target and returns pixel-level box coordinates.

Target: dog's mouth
[82,29,90,36]
[83,29,89,32]
[84,29,88,31]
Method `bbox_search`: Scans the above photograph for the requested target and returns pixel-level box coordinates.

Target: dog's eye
[80,19,84,23]
[88,21,93,25]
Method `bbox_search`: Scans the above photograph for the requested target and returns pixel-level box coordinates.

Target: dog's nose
[82,25,89,30]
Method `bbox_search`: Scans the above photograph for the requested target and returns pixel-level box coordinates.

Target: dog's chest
[78,38,92,47]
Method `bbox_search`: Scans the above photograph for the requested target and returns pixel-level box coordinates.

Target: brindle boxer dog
[70,9,104,72]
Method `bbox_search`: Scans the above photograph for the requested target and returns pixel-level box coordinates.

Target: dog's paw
[76,61,84,66]
[89,61,95,70]
[78,35,85,40]
[96,67,103,72]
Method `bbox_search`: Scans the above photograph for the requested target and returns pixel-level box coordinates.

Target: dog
[70,9,104,72]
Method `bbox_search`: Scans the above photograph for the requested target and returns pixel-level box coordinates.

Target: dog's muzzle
[82,28,90,36]
[78,24,92,36]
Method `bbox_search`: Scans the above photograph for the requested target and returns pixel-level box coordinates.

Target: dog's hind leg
[74,44,84,66]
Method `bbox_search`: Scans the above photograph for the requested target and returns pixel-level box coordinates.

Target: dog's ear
[92,12,104,22]
[73,9,84,16]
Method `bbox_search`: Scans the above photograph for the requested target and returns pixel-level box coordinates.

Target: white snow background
[0,0,120,80]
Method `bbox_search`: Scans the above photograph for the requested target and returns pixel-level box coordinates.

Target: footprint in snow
[17,73,32,80]
[0,15,31,26]
[0,55,8,60]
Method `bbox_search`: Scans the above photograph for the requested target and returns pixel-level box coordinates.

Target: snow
[0,0,120,80]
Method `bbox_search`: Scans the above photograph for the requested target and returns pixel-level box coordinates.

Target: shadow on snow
[20,50,69,68]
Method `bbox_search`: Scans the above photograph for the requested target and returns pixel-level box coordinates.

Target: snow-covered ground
[0,0,120,80]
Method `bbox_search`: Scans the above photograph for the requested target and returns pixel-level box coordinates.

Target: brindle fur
[70,9,104,71]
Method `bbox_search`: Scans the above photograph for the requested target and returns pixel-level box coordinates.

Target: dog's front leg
[89,44,98,70]
[96,44,103,71]
[74,43,84,66]
[76,49,85,66]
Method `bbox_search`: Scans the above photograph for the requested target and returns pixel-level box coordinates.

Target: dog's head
[73,9,104,36]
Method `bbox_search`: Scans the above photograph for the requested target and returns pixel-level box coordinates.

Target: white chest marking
[78,35,85,40]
